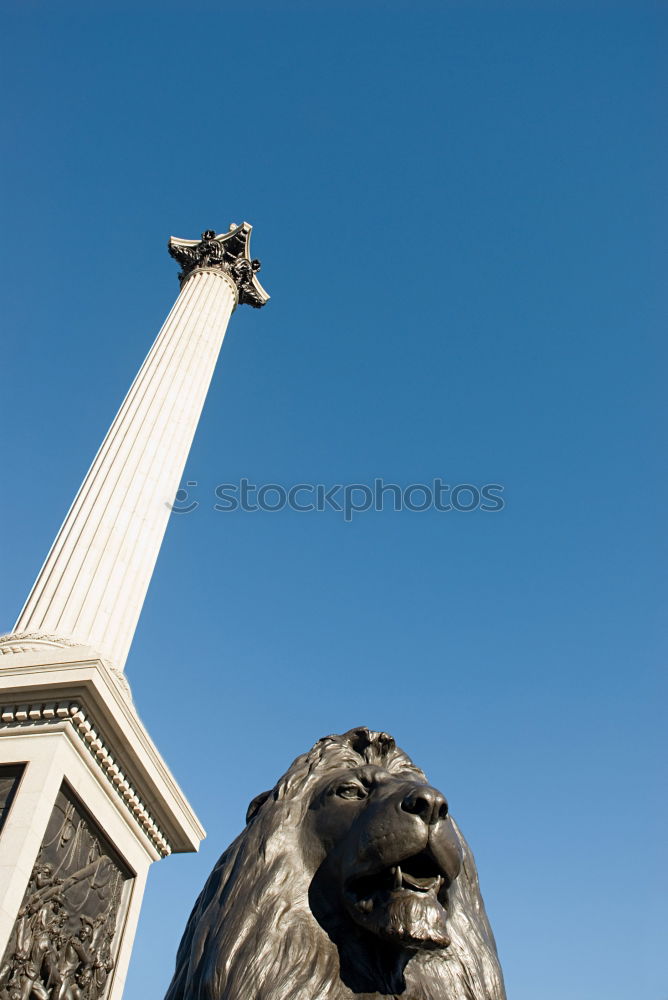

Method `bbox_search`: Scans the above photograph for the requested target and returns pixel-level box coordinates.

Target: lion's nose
[401,786,449,825]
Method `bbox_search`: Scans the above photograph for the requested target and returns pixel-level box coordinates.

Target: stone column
[0,224,268,1000]
[10,224,268,677]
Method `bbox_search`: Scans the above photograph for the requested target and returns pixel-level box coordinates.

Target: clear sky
[1,3,665,999]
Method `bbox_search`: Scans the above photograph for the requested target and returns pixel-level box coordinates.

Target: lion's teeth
[394,865,402,889]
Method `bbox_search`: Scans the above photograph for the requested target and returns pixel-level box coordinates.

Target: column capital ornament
[168,222,269,308]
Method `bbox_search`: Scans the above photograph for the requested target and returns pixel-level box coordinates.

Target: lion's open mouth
[346,849,448,907]
[342,847,452,950]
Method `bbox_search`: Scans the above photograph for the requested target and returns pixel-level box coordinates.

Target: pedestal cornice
[0,650,205,858]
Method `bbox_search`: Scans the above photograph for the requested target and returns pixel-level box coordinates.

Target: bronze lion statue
[164,728,506,1000]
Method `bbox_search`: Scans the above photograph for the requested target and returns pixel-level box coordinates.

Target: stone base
[0,647,203,1000]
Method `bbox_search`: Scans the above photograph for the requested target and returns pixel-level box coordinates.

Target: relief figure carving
[0,787,130,1000]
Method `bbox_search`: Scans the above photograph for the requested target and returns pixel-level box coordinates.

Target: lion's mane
[164,729,505,1000]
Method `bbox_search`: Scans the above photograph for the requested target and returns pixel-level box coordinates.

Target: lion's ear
[246,790,272,824]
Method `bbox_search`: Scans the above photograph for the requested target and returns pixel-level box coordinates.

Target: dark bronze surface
[0,783,132,1000]
[168,226,267,308]
[164,728,505,1000]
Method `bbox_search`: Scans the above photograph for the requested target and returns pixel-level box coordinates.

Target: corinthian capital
[168,222,269,308]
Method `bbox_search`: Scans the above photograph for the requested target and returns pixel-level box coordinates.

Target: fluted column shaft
[14,268,237,672]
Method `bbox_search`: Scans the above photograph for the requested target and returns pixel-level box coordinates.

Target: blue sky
[1,3,665,998]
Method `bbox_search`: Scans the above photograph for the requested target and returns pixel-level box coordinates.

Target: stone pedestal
[0,223,268,1000]
[0,646,203,1000]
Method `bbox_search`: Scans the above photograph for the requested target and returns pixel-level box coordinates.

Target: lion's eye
[335,783,367,800]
